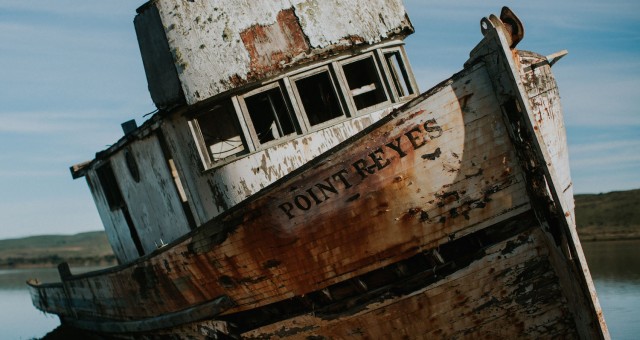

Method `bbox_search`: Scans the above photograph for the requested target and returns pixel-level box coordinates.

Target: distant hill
[0,231,116,269]
[575,189,640,241]
[0,189,637,268]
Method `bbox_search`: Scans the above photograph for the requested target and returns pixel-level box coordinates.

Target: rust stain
[240,9,310,76]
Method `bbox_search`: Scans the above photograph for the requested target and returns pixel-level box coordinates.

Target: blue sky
[1,0,638,239]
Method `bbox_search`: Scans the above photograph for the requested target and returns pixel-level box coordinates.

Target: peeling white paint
[293,0,407,47]
[89,135,191,263]
[142,0,410,106]
[163,106,396,225]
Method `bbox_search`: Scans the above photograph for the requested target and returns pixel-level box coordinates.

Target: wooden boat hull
[28,12,607,339]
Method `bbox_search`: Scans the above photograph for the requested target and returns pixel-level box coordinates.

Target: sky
[0,0,638,240]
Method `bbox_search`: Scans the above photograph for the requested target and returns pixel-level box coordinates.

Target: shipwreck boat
[29,1,608,338]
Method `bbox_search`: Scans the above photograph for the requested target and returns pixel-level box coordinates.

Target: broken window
[341,55,389,111]
[242,84,296,145]
[384,49,415,99]
[194,99,247,163]
[293,69,345,127]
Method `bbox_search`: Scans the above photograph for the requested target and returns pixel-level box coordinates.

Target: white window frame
[236,81,300,149]
[335,52,392,116]
[188,99,252,169]
[378,46,419,102]
[289,65,348,131]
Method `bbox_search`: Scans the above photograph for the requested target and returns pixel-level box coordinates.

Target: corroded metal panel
[136,0,412,107]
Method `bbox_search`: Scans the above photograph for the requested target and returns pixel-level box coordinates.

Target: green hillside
[575,189,640,241]
[0,189,636,268]
[0,231,116,268]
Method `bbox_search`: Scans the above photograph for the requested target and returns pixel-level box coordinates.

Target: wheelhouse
[71,0,417,264]
[190,43,417,170]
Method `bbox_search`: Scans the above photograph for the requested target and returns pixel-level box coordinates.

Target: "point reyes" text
[278,116,443,219]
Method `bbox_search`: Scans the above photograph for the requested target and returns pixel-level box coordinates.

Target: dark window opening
[342,56,387,111]
[96,162,144,256]
[196,99,247,162]
[122,206,145,257]
[96,162,125,211]
[245,87,296,144]
[295,71,344,126]
[385,51,415,98]
[124,150,140,182]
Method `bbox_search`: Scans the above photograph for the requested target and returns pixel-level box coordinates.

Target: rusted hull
[28,12,607,339]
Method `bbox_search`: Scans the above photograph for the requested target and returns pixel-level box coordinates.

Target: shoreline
[0,257,117,270]
[3,234,640,270]
[578,225,640,243]
[580,235,640,243]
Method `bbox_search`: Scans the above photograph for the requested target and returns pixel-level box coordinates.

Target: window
[96,162,125,210]
[341,55,389,112]
[293,69,345,127]
[194,99,247,162]
[384,49,415,99]
[190,44,418,169]
[242,84,297,145]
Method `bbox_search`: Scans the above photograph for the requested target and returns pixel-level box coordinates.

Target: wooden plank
[242,228,577,339]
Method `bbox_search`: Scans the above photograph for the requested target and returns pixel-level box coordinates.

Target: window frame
[288,65,348,131]
[377,46,419,102]
[236,81,301,149]
[189,97,252,169]
[334,52,392,116]
[189,43,419,171]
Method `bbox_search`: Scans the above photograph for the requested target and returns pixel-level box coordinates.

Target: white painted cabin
[72,0,419,264]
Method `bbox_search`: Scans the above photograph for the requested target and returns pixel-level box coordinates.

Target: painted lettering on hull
[278,114,443,219]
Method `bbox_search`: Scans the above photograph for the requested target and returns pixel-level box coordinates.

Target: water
[582,240,640,339]
[0,268,61,339]
[1,241,639,339]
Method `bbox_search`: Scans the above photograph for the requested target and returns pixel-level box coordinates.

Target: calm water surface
[1,241,639,339]
[582,240,640,339]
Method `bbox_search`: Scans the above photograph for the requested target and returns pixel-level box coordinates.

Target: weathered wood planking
[161,105,393,236]
[31,60,530,320]
[466,17,607,338]
[243,228,577,339]
[28,10,608,338]
[85,134,191,263]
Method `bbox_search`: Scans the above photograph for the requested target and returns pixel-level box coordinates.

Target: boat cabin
[71,0,418,264]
